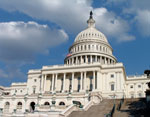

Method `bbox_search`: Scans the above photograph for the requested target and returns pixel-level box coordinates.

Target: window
[96,45,98,50]
[130,85,133,88]
[20,90,22,93]
[138,93,142,97]
[33,88,36,94]
[4,102,10,109]
[59,102,65,106]
[84,45,86,50]
[138,85,141,88]
[111,84,114,91]
[131,94,134,98]
[17,102,22,109]
[111,74,114,78]
[44,102,50,105]
[34,79,37,82]
[88,45,90,50]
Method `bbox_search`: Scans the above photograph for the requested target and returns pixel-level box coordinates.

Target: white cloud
[94,8,135,42]
[135,10,150,37]
[0,0,134,42]
[125,0,150,37]
[104,0,150,38]
[0,21,68,63]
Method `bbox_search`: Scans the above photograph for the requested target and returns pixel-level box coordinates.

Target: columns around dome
[65,54,116,65]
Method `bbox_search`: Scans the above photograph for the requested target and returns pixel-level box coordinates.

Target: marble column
[44,74,47,92]
[134,83,136,98]
[104,57,106,64]
[80,72,83,91]
[63,73,66,92]
[100,56,102,64]
[52,74,54,92]
[41,75,44,93]
[93,71,95,90]
[55,74,58,91]
[76,57,78,64]
[84,72,87,91]
[80,56,83,64]
[71,73,74,92]
[95,56,97,62]
[86,55,88,63]
[90,55,92,63]
[72,57,74,64]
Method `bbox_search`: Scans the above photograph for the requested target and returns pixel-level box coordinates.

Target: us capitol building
[0,12,149,117]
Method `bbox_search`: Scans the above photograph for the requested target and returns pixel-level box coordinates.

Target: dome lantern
[87,11,95,28]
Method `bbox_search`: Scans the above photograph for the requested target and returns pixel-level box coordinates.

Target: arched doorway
[4,102,10,112]
[44,102,50,106]
[30,102,35,112]
[59,101,65,106]
[17,102,22,112]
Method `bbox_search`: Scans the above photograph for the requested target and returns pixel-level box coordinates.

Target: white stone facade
[0,13,149,116]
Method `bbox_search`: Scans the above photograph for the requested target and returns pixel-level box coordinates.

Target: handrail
[83,101,93,111]
[117,98,124,111]
[105,104,115,117]
[60,104,77,117]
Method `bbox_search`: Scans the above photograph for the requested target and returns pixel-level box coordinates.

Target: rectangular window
[111,74,114,78]
[111,84,114,91]
[138,85,141,88]
[130,85,133,88]
[33,88,36,94]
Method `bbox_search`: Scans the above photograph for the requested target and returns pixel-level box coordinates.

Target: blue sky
[0,0,149,86]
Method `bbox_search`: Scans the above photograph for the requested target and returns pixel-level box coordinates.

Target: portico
[41,70,98,93]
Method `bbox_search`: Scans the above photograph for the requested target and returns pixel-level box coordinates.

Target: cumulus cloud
[94,8,135,42]
[0,21,68,63]
[0,0,134,42]
[135,10,150,37]
[108,0,150,37]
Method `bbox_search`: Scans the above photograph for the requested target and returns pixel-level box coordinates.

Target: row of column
[66,55,115,65]
[40,71,97,93]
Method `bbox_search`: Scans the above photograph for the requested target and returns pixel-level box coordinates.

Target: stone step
[68,99,116,117]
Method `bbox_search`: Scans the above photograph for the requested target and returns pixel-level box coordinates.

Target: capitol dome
[74,14,108,43]
[65,11,117,65]
[74,28,108,43]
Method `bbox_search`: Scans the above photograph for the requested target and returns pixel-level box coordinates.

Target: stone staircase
[113,98,146,117]
[68,99,115,117]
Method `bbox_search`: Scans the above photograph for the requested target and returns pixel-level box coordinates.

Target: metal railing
[105,104,116,117]
[117,98,124,111]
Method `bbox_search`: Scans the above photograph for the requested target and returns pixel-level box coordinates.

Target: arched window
[44,102,50,105]
[4,102,10,109]
[17,102,22,109]
[59,102,65,106]
[30,102,35,112]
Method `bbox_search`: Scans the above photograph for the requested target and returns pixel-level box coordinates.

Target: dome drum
[64,54,116,65]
